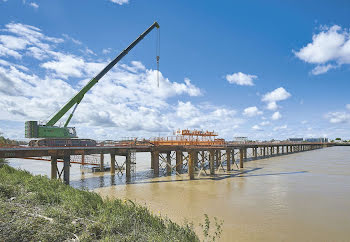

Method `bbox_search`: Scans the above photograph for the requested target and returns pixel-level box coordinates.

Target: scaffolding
[151,129,225,146]
[130,149,136,176]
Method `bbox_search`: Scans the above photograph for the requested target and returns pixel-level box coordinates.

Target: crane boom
[46,21,159,127]
[25,22,159,141]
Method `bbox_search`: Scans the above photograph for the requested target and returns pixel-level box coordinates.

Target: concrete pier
[209,150,215,175]
[110,153,116,174]
[63,156,70,185]
[188,151,195,180]
[226,149,231,171]
[166,151,172,175]
[176,150,182,173]
[240,149,244,168]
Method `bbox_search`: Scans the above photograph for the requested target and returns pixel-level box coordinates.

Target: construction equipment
[25,22,160,146]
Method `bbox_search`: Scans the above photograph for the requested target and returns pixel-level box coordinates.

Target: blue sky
[0,0,350,141]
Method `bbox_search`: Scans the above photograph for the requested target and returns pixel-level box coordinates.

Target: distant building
[305,138,328,143]
[233,137,248,142]
[288,138,303,142]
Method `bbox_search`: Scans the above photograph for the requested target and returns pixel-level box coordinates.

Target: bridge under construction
[0,138,330,185]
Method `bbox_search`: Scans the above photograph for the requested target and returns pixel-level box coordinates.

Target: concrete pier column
[166,151,172,176]
[282,146,284,154]
[209,150,215,175]
[110,153,116,174]
[277,146,279,155]
[254,148,257,159]
[226,149,231,171]
[240,149,244,168]
[81,154,85,165]
[244,149,247,160]
[270,146,273,155]
[188,151,195,180]
[194,151,198,169]
[151,151,154,169]
[126,151,131,182]
[51,156,57,179]
[63,155,70,185]
[152,151,159,176]
[263,147,266,157]
[100,153,104,172]
[176,150,183,173]
[216,150,221,169]
[231,149,235,165]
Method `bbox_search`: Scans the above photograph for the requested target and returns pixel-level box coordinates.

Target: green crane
[25,22,160,142]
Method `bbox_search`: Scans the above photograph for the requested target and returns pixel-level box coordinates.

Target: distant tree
[344,140,348,142]
[335,138,341,141]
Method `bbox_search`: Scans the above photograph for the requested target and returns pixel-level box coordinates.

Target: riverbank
[0,164,198,241]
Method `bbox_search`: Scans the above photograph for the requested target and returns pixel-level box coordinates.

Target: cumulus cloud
[262,87,291,110]
[252,125,263,131]
[326,111,350,124]
[271,111,282,120]
[273,125,287,131]
[110,0,129,5]
[226,72,257,86]
[29,2,39,9]
[294,25,350,75]
[260,121,270,126]
[243,106,262,117]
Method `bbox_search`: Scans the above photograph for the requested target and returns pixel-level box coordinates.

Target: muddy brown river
[8,146,350,241]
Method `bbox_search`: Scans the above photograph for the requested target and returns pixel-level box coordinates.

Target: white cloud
[326,111,350,124]
[110,0,129,5]
[252,125,263,131]
[243,106,262,117]
[294,25,350,75]
[346,104,350,110]
[311,64,336,75]
[262,87,291,110]
[260,121,270,126]
[273,125,287,131]
[226,72,257,86]
[29,2,39,9]
[102,48,112,54]
[271,111,282,120]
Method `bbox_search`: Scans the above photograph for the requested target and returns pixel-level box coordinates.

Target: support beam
[231,149,235,167]
[226,149,231,171]
[166,151,172,176]
[209,150,215,175]
[240,149,244,168]
[51,156,57,180]
[194,151,198,169]
[110,153,116,174]
[176,150,183,173]
[152,150,159,176]
[63,155,70,185]
[100,153,104,172]
[254,148,257,159]
[188,150,195,180]
[151,151,154,169]
[263,147,266,156]
[126,151,131,182]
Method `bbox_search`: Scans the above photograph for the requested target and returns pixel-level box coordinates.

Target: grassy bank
[0,165,198,241]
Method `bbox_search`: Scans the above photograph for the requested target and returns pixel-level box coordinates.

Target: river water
[7,146,350,241]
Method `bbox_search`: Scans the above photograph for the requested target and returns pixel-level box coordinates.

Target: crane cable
[156,27,160,88]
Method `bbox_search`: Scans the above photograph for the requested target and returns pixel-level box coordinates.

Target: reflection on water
[7,147,350,241]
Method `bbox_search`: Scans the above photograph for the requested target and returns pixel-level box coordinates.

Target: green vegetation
[0,132,27,146]
[0,165,198,241]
